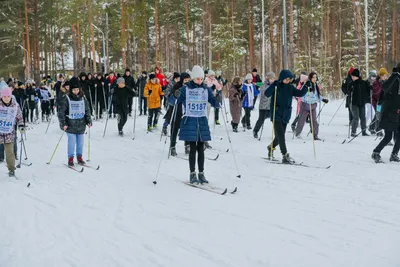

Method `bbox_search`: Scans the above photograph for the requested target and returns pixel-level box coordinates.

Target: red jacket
[372,78,382,108]
[155,67,167,87]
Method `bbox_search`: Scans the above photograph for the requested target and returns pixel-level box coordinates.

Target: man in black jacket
[114,77,135,136]
[345,69,372,136]
[136,71,148,116]
[371,63,400,162]
[341,67,354,124]
[123,68,136,117]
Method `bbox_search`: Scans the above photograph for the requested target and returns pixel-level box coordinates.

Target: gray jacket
[258,81,272,110]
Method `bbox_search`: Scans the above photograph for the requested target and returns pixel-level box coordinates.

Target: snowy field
[1,98,400,267]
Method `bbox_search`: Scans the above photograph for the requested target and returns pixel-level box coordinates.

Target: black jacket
[379,73,400,130]
[123,74,136,95]
[113,85,135,114]
[25,87,37,108]
[346,79,371,107]
[58,92,92,134]
[341,74,353,108]
[136,76,147,98]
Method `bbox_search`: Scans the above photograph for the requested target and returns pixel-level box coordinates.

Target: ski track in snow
[1,99,400,267]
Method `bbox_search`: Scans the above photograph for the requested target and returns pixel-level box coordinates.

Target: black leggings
[271,121,288,155]
[374,129,400,154]
[189,141,205,173]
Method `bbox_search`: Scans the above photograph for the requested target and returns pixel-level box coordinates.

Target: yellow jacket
[144,82,164,109]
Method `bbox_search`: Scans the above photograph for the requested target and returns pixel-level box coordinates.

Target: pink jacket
[0,99,23,144]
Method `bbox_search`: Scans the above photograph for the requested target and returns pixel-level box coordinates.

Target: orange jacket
[144,82,164,109]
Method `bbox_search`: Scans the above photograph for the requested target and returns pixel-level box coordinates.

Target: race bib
[185,87,208,117]
[67,96,85,120]
[40,89,50,102]
[0,105,17,134]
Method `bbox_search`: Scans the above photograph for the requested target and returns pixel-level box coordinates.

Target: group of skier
[1,61,400,181]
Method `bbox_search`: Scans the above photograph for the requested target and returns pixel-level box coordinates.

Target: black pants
[41,102,50,117]
[215,108,220,122]
[50,99,55,114]
[128,97,133,114]
[348,107,353,123]
[254,109,270,133]
[117,111,128,131]
[148,108,160,127]
[189,141,205,173]
[374,129,400,154]
[291,115,299,128]
[241,107,252,126]
[271,121,288,155]
[139,97,147,114]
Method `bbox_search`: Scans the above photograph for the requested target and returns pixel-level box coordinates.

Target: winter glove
[376,105,382,112]
[174,89,181,98]
[18,125,25,133]
[148,90,152,95]
[322,98,329,104]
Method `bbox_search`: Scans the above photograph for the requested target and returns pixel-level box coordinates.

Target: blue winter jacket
[177,81,218,142]
[265,81,307,123]
[242,83,259,108]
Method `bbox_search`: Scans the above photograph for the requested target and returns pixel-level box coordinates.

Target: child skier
[0,86,24,176]
[253,72,275,138]
[177,65,219,184]
[114,77,135,136]
[58,77,92,166]
[144,74,164,132]
[39,83,51,122]
[241,74,259,130]
[265,69,308,163]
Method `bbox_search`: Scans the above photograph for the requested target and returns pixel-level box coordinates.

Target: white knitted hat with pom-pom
[191,65,204,79]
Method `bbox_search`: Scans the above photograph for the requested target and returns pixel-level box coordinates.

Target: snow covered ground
[1,99,400,267]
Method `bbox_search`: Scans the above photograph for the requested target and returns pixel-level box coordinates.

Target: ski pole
[167,99,178,158]
[88,126,91,162]
[132,95,138,140]
[16,132,24,168]
[343,116,378,144]
[22,134,28,160]
[103,93,113,138]
[45,114,53,133]
[94,85,98,120]
[102,85,108,119]
[328,97,346,125]
[153,126,170,185]
[308,93,317,158]
[220,104,241,178]
[258,109,268,141]
[270,86,277,159]
[46,130,65,164]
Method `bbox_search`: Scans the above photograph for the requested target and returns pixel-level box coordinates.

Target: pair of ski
[262,157,331,169]
[182,181,238,195]
[175,154,220,161]
[65,163,100,172]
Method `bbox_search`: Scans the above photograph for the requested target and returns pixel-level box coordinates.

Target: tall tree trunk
[72,24,77,76]
[269,4,275,73]
[23,0,31,79]
[77,23,83,73]
[155,0,159,66]
[288,0,294,68]
[121,0,127,69]
[185,0,191,66]
[88,0,97,73]
[382,0,386,65]
[33,0,40,82]
[44,25,49,76]
[391,0,397,63]
[247,0,255,69]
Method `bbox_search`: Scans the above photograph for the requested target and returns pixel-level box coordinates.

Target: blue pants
[0,135,18,160]
[67,133,84,158]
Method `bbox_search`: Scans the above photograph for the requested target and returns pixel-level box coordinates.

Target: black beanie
[173,72,180,80]
[149,74,156,80]
[69,77,80,89]
[125,68,131,73]
[351,69,360,78]
[252,68,258,73]
[180,72,191,81]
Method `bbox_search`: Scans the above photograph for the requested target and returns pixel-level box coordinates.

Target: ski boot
[129,113,132,117]
[170,147,177,157]
[247,125,252,130]
[390,153,400,162]
[147,126,153,132]
[204,142,212,149]
[362,130,370,136]
[190,172,199,184]
[371,152,383,163]
[351,133,357,137]
[119,131,124,136]
[295,134,302,139]
[233,126,238,133]
[185,145,190,155]
[291,124,296,132]
[162,126,168,136]
[253,131,258,139]
[314,136,323,141]
[282,153,295,164]
[215,120,220,125]
[267,145,275,160]
[8,170,15,177]
[198,172,209,184]
[77,155,86,165]
[68,157,74,166]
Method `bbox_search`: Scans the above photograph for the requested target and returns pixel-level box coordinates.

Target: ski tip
[27,183,31,188]
[24,157,28,160]
[96,165,100,170]
[214,154,220,160]
[231,187,238,194]
[236,174,241,178]
[341,139,346,144]
[80,167,84,172]
[16,164,21,168]
[220,137,223,140]
[153,181,157,185]
[326,165,331,169]
[226,149,229,153]
[221,188,228,195]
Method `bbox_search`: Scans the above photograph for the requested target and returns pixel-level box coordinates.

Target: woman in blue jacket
[241,73,259,130]
[177,65,219,184]
[265,69,308,163]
